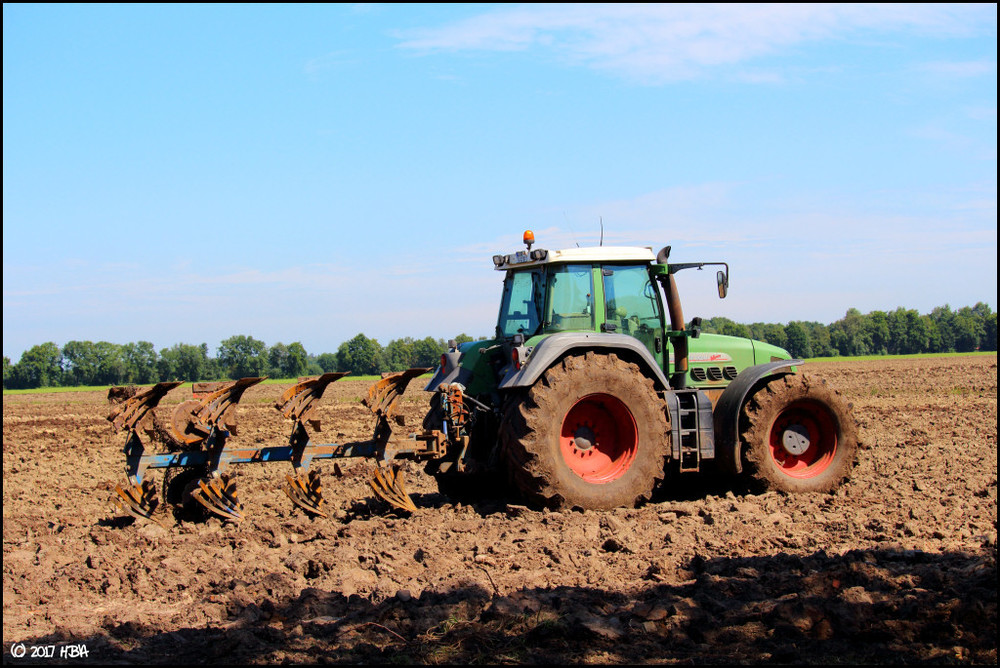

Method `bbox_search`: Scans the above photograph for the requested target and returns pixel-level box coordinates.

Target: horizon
[4,297,992,362]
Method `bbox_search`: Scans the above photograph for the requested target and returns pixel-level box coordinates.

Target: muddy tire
[741,373,858,493]
[501,353,669,510]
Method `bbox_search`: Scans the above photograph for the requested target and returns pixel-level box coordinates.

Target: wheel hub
[767,400,839,479]
[781,424,811,456]
[573,426,596,451]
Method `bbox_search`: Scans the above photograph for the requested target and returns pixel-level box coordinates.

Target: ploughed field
[2,356,996,664]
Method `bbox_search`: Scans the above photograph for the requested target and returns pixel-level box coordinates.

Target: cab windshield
[497,269,546,337]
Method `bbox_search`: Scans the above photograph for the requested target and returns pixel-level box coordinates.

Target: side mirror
[716,270,729,299]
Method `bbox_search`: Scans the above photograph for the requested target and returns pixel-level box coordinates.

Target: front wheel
[501,353,669,510]
[741,374,858,493]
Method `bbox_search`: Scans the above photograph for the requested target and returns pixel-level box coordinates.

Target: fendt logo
[667,352,733,363]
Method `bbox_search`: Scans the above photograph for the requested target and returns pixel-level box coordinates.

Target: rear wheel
[501,353,669,510]
[741,374,858,492]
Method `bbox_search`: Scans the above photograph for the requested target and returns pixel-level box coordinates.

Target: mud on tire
[741,373,859,493]
[501,353,669,510]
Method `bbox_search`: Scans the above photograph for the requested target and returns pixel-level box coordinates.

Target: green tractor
[419,230,858,510]
[109,230,858,521]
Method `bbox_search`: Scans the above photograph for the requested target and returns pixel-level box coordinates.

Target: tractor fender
[498,332,671,391]
[423,351,473,392]
[712,359,803,475]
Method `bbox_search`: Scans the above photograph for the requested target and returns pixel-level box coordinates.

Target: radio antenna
[600,217,604,246]
[564,211,580,247]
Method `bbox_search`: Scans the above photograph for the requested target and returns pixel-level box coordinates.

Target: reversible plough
[108,368,440,522]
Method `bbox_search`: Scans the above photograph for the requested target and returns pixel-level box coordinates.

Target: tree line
[3,303,995,389]
[700,303,996,359]
[3,333,479,390]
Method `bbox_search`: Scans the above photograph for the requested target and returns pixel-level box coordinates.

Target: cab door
[601,265,665,370]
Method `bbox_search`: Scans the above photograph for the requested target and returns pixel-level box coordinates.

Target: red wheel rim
[767,400,838,478]
[560,394,638,483]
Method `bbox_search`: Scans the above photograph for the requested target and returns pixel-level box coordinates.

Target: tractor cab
[493,232,672,386]
[496,248,659,336]
[490,230,789,396]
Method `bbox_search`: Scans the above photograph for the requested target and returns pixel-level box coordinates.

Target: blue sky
[3,3,996,360]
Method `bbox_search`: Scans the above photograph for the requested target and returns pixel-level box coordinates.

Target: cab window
[603,265,661,336]
[544,264,595,332]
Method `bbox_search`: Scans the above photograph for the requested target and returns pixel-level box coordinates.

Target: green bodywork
[685,333,791,389]
[452,340,497,396]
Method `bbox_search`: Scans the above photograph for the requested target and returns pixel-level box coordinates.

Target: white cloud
[396,3,997,83]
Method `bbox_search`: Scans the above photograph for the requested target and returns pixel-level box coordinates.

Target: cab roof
[493,245,656,270]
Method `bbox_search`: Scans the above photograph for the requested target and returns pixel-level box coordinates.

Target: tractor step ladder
[667,389,714,472]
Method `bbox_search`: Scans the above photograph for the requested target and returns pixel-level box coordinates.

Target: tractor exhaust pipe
[657,246,688,390]
[664,272,688,390]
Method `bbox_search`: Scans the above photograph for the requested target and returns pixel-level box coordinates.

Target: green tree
[865,311,890,355]
[829,308,870,356]
[971,302,995,351]
[9,342,63,388]
[62,340,127,385]
[61,340,98,385]
[748,323,788,351]
[802,321,834,357]
[954,306,985,352]
[268,342,290,378]
[983,313,998,351]
[269,342,309,378]
[699,316,733,335]
[315,352,338,373]
[218,335,268,379]
[158,343,211,382]
[887,308,930,354]
[95,341,128,385]
[122,341,159,384]
[921,314,942,352]
[383,337,415,371]
[411,337,447,369]
[784,322,812,359]
[335,333,383,375]
[284,342,309,378]
[930,305,957,352]
[719,321,751,339]
[201,347,223,380]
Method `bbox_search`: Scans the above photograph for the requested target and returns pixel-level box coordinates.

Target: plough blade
[284,470,327,517]
[276,372,349,427]
[112,480,159,521]
[369,464,418,513]
[171,377,266,445]
[364,367,433,420]
[108,381,183,433]
[190,475,244,522]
